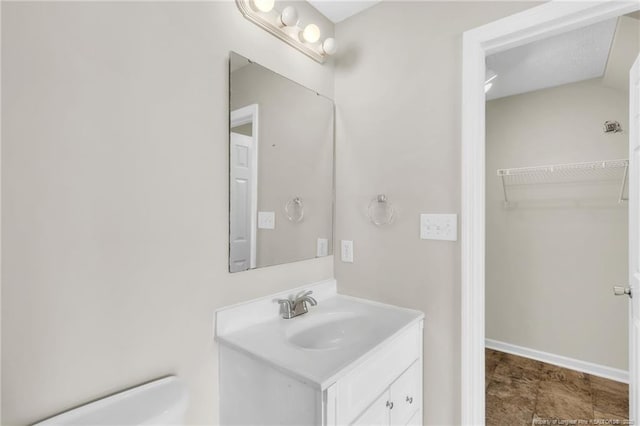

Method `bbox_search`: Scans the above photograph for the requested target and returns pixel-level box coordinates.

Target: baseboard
[485,338,628,384]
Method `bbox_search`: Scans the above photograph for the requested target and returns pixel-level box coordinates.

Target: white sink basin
[285,312,375,350]
[215,283,423,389]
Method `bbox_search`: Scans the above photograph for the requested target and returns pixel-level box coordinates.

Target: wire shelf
[497,159,629,206]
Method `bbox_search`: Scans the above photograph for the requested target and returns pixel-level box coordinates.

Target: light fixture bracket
[235,0,327,63]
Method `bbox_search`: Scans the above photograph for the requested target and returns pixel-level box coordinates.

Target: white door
[628,53,640,423]
[229,132,255,272]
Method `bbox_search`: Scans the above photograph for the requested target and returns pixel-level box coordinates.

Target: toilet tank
[33,376,188,426]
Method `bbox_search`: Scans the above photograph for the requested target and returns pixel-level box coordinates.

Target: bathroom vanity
[223,53,422,425]
[215,280,424,425]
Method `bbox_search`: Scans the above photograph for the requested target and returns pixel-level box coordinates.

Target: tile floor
[486,349,629,425]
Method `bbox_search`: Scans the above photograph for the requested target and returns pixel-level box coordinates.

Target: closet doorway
[460,2,640,425]
[483,14,636,423]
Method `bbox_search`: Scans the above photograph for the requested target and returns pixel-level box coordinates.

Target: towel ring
[367,194,394,226]
[285,196,304,222]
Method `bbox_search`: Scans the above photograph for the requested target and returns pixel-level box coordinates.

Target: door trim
[627,54,640,424]
[231,104,259,269]
[460,1,640,424]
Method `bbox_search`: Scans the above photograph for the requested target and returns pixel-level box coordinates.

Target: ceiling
[307,0,381,23]
[628,11,640,20]
[303,1,639,98]
[486,18,618,100]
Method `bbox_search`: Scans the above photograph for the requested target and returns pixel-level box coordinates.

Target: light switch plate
[340,240,354,263]
[258,211,275,230]
[420,214,457,241]
[317,238,329,257]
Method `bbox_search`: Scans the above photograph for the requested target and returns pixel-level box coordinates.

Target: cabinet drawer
[390,361,421,425]
[336,322,421,424]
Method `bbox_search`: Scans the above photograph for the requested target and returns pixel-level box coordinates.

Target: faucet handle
[295,290,313,300]
[292,290,317,312]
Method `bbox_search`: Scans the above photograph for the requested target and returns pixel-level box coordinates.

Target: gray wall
[231,63,334,268]
[333,2,540,424]
[1,2,333,424]
[486,78,629,370]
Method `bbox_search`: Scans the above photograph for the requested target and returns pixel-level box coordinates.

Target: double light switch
[420,214,457,241]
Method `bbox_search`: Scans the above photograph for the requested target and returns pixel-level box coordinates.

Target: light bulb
[252,0,274,13]
[279,6,298,27]
[321,38,337,55]
[302,24,321,43]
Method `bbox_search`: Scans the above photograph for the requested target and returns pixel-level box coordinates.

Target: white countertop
[215,281,424,390]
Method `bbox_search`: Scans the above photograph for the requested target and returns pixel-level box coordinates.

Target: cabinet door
[405,410,421,426]
[351,391,389,426]
[336,324,421,424]
[389,361,421,425]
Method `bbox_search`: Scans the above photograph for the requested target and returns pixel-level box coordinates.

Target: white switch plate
[317,238,329,257]
[420,214,457,241]
[258,211,275,230]
[340,240,354,263]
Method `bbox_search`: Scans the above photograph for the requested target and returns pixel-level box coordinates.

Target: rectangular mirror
[229,52,334,273]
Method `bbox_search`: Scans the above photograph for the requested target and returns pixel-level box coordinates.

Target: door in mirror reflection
[228,52,334,272]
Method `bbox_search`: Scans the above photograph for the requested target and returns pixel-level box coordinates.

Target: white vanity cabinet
[350,361,421,426]
[328,321,423,426]
[215,280,424,426]
[219,320,423,426]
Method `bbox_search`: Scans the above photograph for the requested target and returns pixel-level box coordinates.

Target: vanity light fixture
[321,38,337,56]
[252,0,275,13]
[235,0,337,64]
[279,6,298,27]
[302,24,321,43]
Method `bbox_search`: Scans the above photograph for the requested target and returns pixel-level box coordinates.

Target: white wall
[333,1,541,424]
[602,16,640,91]
[486,78,629,370]
[1,2,334,424]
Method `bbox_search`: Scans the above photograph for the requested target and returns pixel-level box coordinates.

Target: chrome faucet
[276,290,317,319]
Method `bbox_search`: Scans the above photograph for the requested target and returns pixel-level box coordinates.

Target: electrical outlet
[420,214,457,241]
[317,238,329,257]
[340,240,354,263]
